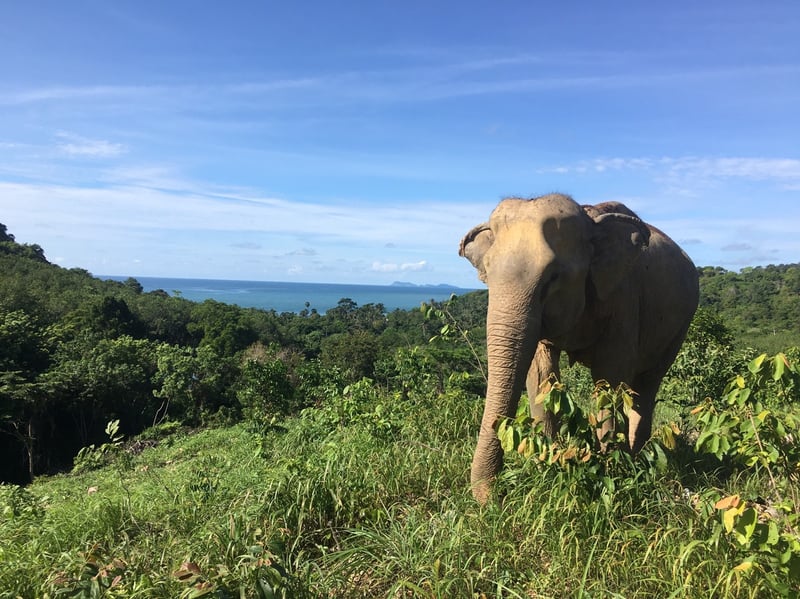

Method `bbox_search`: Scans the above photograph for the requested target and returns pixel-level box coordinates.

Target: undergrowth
[1,353,798,597]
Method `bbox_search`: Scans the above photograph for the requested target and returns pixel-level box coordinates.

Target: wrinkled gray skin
[460,194,699,504]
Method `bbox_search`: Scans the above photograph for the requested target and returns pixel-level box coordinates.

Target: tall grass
[0,378,795,597]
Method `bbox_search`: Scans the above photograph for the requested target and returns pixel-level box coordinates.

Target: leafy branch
[422,295,487,384]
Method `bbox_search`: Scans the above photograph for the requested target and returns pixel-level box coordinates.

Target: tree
[320,330,380,381]
[237,354,295,427]
[0,309,53,481]
[86,296,146,338]
[188,300,258,355]
[0,373,51,481]
[123,277,144,294]
[0,309,51,374]
[153,343,238,424]
[45,335,160,442]
[663,307,737,406]
[0,223,14,242]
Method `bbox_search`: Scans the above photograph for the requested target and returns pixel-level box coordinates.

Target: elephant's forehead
[490,194,584,225]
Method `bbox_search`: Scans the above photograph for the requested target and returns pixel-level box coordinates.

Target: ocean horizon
[103,276,480,314]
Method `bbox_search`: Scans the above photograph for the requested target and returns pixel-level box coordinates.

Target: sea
[103,276,479,314]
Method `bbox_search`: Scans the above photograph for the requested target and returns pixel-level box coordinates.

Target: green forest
[1,222,799,597]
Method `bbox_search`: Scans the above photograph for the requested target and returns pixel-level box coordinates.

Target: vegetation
[1,223,799,596]
[1,225,486,483]
[697,264,800,353]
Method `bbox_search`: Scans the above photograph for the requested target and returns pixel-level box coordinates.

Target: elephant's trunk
[471,289,540,504]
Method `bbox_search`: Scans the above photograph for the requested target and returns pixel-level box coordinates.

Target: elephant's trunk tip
[471,478,493,505]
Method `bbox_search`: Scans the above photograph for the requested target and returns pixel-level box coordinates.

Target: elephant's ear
[587,210,650,301]
[459,223,494,284]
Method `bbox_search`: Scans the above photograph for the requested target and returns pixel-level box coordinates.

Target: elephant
[459,193,699,504]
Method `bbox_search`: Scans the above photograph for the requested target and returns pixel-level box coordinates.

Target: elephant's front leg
[527,342,561,437]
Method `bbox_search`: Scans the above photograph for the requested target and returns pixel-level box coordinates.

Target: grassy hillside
[2,352,799,597]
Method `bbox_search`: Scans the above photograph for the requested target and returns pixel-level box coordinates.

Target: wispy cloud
[538,156,800,187]
[722,242,755,252]
[371,260,428,273]
[56,131,126,158]
[0,177,481,281]
[4,53,796,114]
[0,84,164,107]
[668,157,800,181]
[287,248,318,256]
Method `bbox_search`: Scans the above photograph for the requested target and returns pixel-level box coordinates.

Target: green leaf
[497,420,518,453]
[651,441,668,471]
[738,388,752,405]
[772,353,785,381]
[723,507,740,533]
[748,353,767,374]
[767,521,780,546]
[732,507,758,545]
[709,435,720,457]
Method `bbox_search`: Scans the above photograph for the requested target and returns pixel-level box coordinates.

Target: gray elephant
[460,193,699,503]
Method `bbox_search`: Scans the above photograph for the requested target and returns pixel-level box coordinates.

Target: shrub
[691,352,800,594]
[664,307,737,407]
[237,357,295,429]
[72,420,126,474]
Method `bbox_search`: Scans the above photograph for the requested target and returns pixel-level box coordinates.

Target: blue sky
[1,1,799,288]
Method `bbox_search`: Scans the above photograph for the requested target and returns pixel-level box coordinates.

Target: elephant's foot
[627,408,652,454]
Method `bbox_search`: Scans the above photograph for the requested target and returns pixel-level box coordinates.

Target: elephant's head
[459,193,650,503]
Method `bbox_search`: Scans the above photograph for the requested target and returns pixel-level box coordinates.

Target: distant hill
[0,223,48,264]
[390,281,464,289]
[697,264,800,349]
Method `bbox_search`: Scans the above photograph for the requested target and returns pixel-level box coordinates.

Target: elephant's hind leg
[527,342,561,437]
[628,328,692,452]
[628,367,671,453]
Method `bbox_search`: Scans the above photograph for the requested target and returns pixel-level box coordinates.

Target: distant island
[390,281,465,289]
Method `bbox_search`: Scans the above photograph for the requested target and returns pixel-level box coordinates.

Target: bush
[664,307,738,407]
[691,351,800,594]
[301,377,402,442]
[237,357,295,429]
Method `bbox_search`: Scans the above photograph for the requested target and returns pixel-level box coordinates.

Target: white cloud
[371,260,428,273]
[56,131,126,158]
[0,176,480,246]
[0,176,481,284]
[538,156,800,184]
[667,157,800,181]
